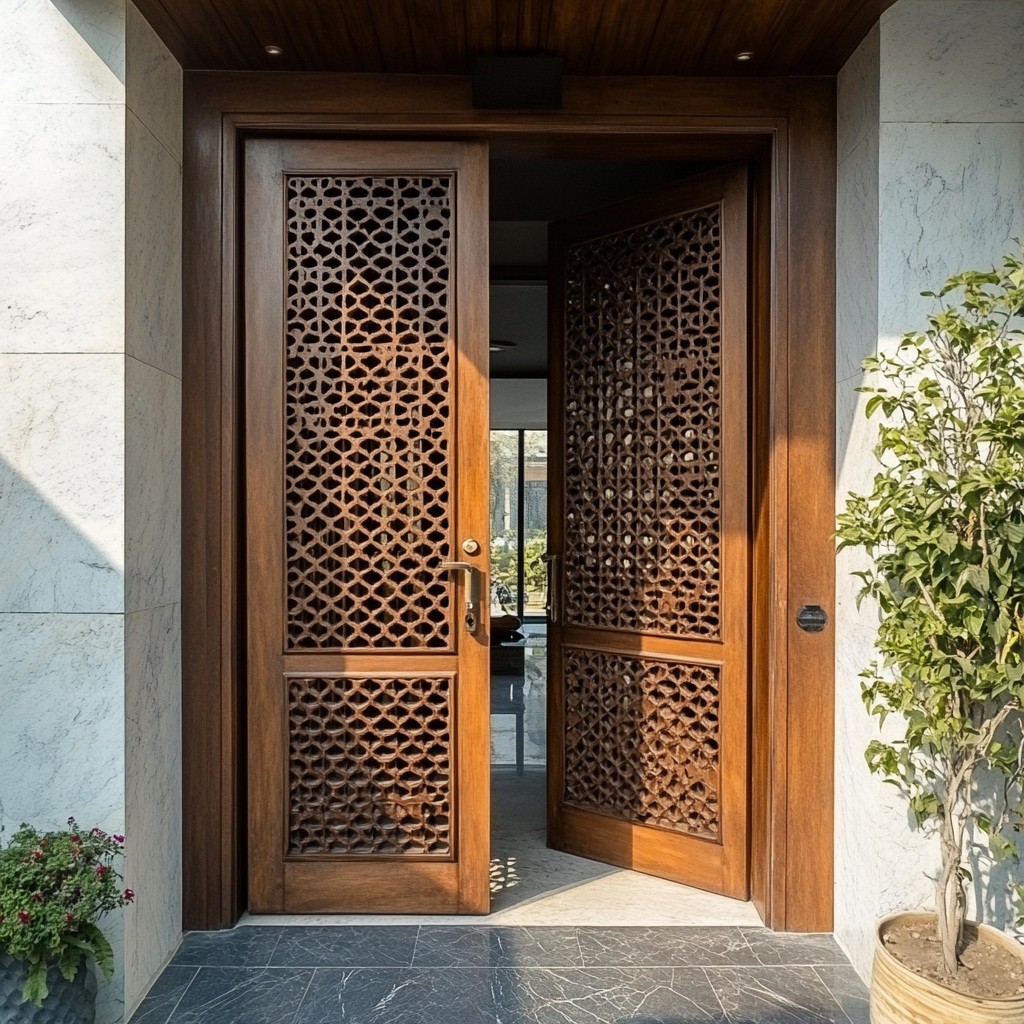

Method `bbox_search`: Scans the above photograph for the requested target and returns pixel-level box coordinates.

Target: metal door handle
[542,553,559,623]
[441,561,482,633]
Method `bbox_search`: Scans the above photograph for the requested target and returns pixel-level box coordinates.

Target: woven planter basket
[0,955,97,1024]
[871,912,1024,1024]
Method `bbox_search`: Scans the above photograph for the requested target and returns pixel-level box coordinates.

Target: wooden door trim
[182,71,836,932]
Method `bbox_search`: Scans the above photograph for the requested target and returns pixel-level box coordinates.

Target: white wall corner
[122,5,185,1019]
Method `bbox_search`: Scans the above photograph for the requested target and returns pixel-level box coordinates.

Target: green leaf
[865,394,885,418]
[78,922,115,979]
[22,960,48,1008]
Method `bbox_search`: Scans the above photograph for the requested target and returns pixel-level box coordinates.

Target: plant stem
[936,798,965,977]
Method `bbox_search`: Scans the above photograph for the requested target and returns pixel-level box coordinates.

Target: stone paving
[129,924,869,1023]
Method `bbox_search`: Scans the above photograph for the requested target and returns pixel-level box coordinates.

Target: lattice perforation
[288,674,453,856]
[562,204,723,639]
[562,649,720,838]
[284,175,454,649]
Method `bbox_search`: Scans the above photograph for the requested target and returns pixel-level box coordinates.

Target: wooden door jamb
[181,73,837,934]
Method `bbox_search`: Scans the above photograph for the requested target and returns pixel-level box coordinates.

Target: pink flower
[30,848,43,861]
[123,888,135,903]
[30,892,42,903]
[70,834,81,843]
[90,827,106,838]
[18,911,30,924]
[112,834,125,845]
[95,864,108,877]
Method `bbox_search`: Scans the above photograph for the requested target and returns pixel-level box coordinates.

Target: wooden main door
[244,139,491,913]
[547,166,751,899]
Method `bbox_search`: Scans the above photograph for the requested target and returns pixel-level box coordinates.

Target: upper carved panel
[283,175,453,649]
[562,204,723,639]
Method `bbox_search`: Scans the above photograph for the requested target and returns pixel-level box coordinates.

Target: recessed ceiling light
[736,51,754,62]
[490,339,516,353]
[264,44,284,56]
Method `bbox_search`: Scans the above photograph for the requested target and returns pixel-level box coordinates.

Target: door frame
[182,71,836,933]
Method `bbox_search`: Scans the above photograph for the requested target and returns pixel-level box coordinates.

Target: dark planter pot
[0,954,97,1024]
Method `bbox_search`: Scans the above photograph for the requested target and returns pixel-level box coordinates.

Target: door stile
[245,140,289,910]
[451,142,491,913]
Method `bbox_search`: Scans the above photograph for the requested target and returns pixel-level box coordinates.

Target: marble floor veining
[129,925,869,1024]
[129,768,869,1023]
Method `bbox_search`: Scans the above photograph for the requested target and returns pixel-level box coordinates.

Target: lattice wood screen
[283,175,454,650]
[288,675,453,856]
[563,648,720,838]
[562,205,723,639]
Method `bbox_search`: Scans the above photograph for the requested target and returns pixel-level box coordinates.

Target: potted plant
[836,252,1024,1023]
[0,819,134,1023]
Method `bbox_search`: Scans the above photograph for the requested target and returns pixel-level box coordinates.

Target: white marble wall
[0,2,128,1021]
[0,2,183,1020]
[123,4,183,1014]
[835,0,1024,982]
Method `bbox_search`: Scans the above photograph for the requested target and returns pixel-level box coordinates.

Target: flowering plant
[0,818,134,1006]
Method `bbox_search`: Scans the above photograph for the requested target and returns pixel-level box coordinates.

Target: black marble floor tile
[172,927,283,967]
[413,925,584,968]
[741,930,849,966]
[291,967,501,1024]
[577,927,756,968]
[270,925,419,968]
[137,926,870,1024]
[169,967,313,1024]
[291,966,727,1024]
[127,966,197,1024]
[494,966,727,1023]
[705,966,850,1023]
[813,965,870,1024]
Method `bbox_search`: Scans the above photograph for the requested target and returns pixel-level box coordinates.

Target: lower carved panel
[288,674,452,856]
[563,649,720,839]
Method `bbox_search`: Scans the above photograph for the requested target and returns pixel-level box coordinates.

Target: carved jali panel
[562,205,722,639]
[562,649,720,838]
[284,176,453,649]
[288,675,452,856]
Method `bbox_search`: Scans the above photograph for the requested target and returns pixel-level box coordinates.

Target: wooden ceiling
[136,0,896,76]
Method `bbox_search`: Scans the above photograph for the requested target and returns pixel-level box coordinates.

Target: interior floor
[491,623,547,767]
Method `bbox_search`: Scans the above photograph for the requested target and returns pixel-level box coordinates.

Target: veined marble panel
[0,354,125,613]
[97,908,125,1024]
[125,602,182,1017]
[835,479,938,985]
[881,0,1024,124]
[0,0,124,105]
[0,102,126,355]
[126,3,182,163]
[836,135,879,386]
[837,22,879,165]
[835,0,1024,984]
[126,112,182,379]
[125,357,180,612]
[0,612,125,830]
[878,121,1024,341]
